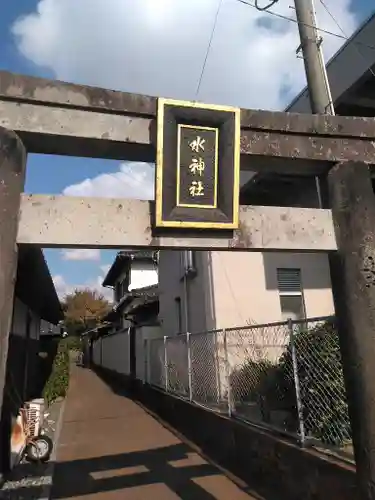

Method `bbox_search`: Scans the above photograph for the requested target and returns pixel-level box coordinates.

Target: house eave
[15,245,63,324]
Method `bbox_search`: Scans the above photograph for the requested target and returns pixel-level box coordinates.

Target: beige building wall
[158,250,335,335]
[209,251,334,328]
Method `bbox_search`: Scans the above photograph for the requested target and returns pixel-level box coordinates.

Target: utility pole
[294,0,334,205]
[294,0,334,115]
[294,1,375,498]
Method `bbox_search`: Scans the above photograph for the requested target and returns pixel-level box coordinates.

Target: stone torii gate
[1,70,375,496]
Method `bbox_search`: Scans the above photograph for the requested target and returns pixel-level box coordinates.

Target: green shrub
[229,321,351,446]
[43,338,70,405]
[230,359,284,422]
[64,335,82,351]
[230,359,275,403]
[277,321,351,445]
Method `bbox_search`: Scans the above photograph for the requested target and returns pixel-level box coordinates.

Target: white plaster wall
[129,262,158,291]
[91,325,162,382]
[135,326,163,381]
[93,338,102,365]
[101,329,131,375]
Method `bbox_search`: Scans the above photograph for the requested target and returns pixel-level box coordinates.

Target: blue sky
[25,155,120,295]
[1,0,373,300]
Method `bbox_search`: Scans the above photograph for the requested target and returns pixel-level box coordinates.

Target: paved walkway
[51,365,260,500]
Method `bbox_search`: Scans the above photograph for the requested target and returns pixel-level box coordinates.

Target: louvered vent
[277,268,301,293]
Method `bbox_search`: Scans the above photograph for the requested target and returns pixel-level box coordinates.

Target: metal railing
[145,316,353,456]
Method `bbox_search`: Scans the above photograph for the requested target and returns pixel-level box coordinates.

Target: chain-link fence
[145,316,352,454]
[190,330,227,412]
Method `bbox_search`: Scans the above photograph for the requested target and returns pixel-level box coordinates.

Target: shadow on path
[52,442,249,499]
[50,365,258,499]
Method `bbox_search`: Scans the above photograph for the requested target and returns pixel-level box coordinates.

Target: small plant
[43,338,70,405]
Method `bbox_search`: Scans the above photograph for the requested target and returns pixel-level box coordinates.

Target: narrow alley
[51,365,260,500]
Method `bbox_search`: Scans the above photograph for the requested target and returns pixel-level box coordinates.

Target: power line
[195,0,224,100]
[235,0,375,51]
[319,0,375,79]
[254,0,279,11]
[195,0,279,98]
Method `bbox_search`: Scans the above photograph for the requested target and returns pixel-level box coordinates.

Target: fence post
[163,336,169,392]
[214,330,221,404]
[186,332,193,402]
[288,318,306,446]
[223,329,232,417]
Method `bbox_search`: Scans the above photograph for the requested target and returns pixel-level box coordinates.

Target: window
[277,268,306,321]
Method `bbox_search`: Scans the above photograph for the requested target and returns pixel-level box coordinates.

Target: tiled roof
[16,245,63,324]
[119,250,156,260]
[103,285,159,321]
[113,284,159,312]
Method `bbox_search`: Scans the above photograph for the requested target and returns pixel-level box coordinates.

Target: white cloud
[63,162,155,200]
[61,249,101,261]
[53,273,113,302]
[12,0,359,111]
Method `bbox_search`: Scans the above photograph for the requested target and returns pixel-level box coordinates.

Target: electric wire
[319,0,375,79]
[195,0,224,100]
[196,0,375,104]
[235,0,375,51]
